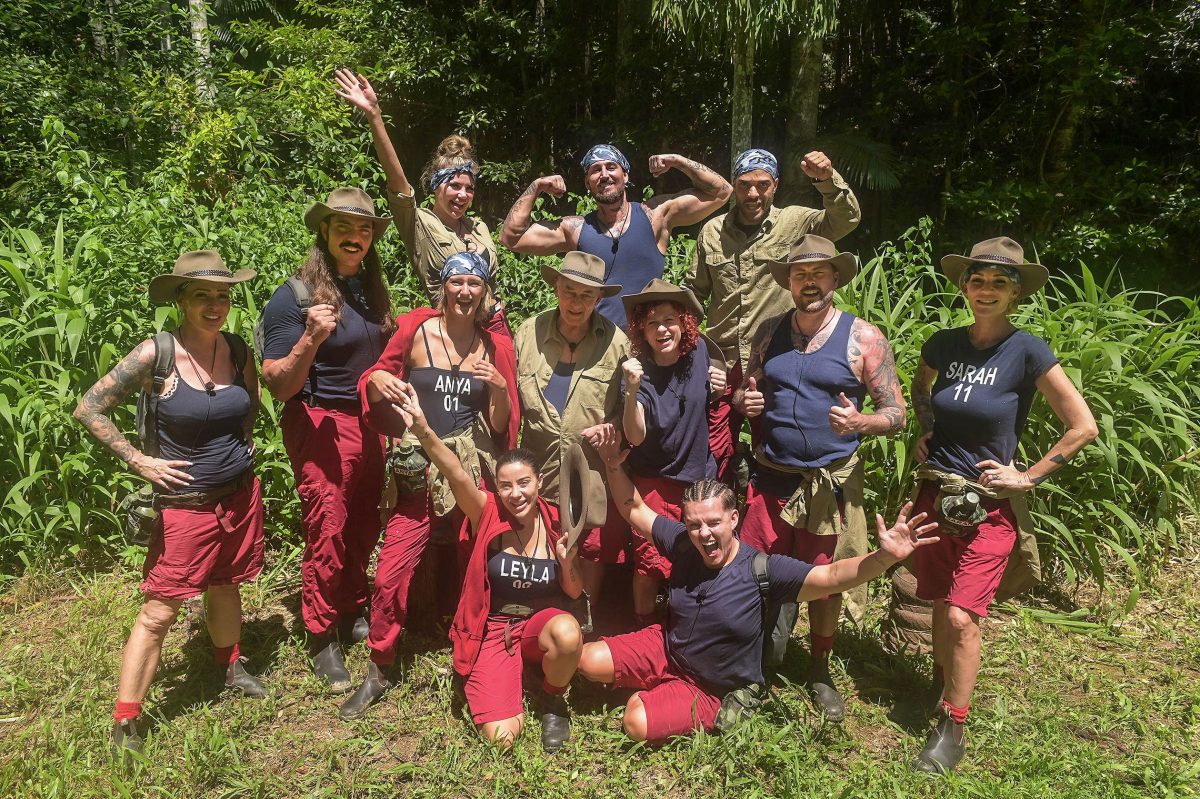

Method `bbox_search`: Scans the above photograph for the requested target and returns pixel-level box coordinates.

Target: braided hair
[680,479,736,513]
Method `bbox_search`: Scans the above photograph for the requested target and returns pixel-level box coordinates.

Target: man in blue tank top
[500,144,732,329]
[733,234,907,723]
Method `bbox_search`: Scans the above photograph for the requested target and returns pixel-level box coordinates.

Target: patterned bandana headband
[580,144,630,174]
[733,148,779,180]
[440,250,491,284]
[963,260,1022,284]
[429,162,477,192]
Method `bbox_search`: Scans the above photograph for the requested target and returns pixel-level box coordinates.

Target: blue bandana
[580,144,630,174]
[733,148,779,180]
[440,251,491,284]
[429,162,477,192]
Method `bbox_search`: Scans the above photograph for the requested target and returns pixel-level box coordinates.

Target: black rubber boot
[111,718,144,759]
[806,659,846,723]
[312,636,352,694]
[224,656,267,698]
[912,712,967,774]
[539,692,571,752]
[338,662,392,720]
[350,614,370,644]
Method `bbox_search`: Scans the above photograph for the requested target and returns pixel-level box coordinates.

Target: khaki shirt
[687,171,860,372]
[387,189,498,303]
[513,309,629,517]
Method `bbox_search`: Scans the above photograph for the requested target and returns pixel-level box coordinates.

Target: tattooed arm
[645,154,734,237]
[910,357,938,462]
[499,175,582,253]
[837,318,906,436]
[594,438,658,540]
[72,340,195,490]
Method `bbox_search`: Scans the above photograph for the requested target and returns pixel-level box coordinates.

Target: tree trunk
[88,13,110,59]
[730,35,755,171]
[784,27,823,190]
[189,0,213,102]
[160,0,173,52]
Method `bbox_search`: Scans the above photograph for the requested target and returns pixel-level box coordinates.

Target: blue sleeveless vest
[579,203,665,330]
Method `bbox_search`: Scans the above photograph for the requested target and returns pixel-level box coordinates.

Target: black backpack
[252,276,312,360]
[135,331,250,457]
[752,551,800,669]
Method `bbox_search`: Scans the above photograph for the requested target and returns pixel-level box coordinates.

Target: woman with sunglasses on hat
[334,69,509,338]
[908,237,1097,774]
[259,189,395,693]
[384,381,584,752]
[619,279,725,626]
[73,251,266,756]
[338,251,519,720]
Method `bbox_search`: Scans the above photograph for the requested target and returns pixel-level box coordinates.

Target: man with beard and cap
[500,144,731,329]
[734,234,906,723]
[687,148,860,484]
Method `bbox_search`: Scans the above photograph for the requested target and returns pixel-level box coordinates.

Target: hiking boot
[312,638,352,694]
[350,614,370,644]
[539,692,571,752]
[111,718,144,760]
[806,660,846,723]
[338,662,392,720]
[912,712,966,774]
[224,656,267,698]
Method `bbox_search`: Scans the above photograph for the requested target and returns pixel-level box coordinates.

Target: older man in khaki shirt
[687,148,861,482]
[513,251,630,602]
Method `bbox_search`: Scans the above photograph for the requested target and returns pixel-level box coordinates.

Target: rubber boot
[806,658,846,723]
[111,718,144,760]
[539,692,571,753]
[312,636,352,694]
[224,656,267,698]
[338,662,392,720]
[913,712,967,774]
[350,614,370,644]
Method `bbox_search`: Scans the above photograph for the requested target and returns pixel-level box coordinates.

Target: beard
[594,186,624,205]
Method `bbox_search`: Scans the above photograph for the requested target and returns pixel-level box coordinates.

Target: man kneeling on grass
[577,438,939,743]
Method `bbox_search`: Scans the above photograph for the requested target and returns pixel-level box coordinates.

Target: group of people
[73,70,1099,775]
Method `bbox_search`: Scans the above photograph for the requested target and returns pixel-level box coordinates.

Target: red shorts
[910,482,1017,617]
[141,477,264,600]
[578,495,630,565]
[740,483,839,565]
[630,475,681,580]
[464,607,570,724]
[603,624,722,743]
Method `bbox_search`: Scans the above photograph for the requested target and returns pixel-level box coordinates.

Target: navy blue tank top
[761,311,866,469]
[488,535,561,612]
[408,321,486,436]
[579,203,665,330]
[157,365,253,493]
[544,361,573,416]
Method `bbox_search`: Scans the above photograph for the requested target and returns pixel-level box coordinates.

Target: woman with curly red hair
[620,280,726,625]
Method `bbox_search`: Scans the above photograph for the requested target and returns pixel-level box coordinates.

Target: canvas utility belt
[157,470,253,508]
[497,593,594,649]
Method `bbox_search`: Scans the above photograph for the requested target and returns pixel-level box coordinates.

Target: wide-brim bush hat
[940,236,1049,300]
[621,278,704,323]
[767,234,859,290]
[148,250,255,305]
[539,251,622,297]
[304,187,392,239]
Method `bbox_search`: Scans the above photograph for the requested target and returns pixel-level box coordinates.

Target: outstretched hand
[590,431,628,468]
[875,502,940,563]
[334,68,380,118]
[391,381,429,434]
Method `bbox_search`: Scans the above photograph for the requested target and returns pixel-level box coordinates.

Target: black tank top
[488,532,561,612]
[408,321,486,436]
[157,362,252,493]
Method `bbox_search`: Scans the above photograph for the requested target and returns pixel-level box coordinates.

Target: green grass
[2,547,1197,798]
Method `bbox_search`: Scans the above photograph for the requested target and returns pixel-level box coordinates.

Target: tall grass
[1,213,1196,590]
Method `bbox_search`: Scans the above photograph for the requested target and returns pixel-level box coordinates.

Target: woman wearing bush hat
[513,251,631,607]
[908,236,1097,774]
[259,187,395,693]
[339,250,519,720]
[73,250,266,756]
[334,69,510,337]
[619,278,725,625]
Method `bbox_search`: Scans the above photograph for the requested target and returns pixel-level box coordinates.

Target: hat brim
[304,202,392,239]
[940,255,1048,300]
[620,286,704,325]
[699,333,726,374]
[558,443,591,550]
[767,252,859,291]
[539,262,622,297]
[148,269,257,306]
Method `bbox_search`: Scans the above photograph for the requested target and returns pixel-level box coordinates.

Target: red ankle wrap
[213,642,240,666]
[541,679,568,696]
[941,699,969,724]
[114,700,142,722]
[810,633,835,659]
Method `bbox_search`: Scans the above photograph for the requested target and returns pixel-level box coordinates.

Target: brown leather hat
[539,251,622,297]
[304,187,392,239]
[940,237,1048,300]
[767,234,859,290]
[148,250,255,305]
[620,278,704,322]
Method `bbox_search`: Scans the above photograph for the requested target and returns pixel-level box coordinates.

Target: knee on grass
[622,694,649,742]
[479,715,524,748]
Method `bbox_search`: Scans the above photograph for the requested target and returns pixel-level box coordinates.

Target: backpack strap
[752,550,771,628]
[285,275,313,311]
[221,331,249,378]
[137,332,175,459]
